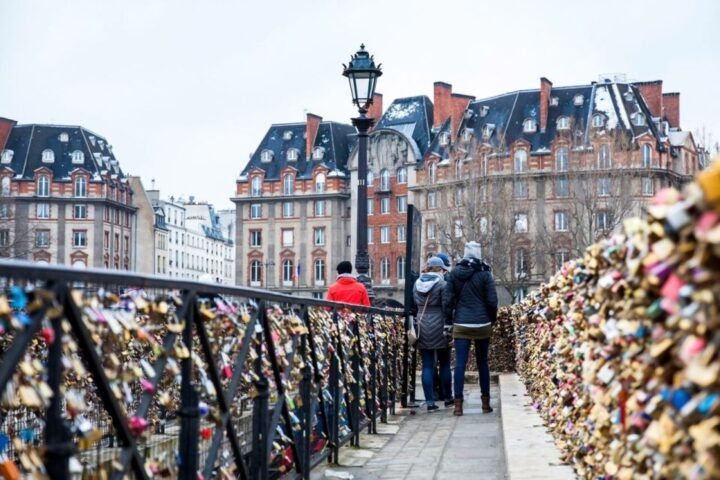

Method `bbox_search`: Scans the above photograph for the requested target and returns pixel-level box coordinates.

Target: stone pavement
[312,379,507,480]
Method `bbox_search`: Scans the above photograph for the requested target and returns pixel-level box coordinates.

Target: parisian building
[0,118,137,269]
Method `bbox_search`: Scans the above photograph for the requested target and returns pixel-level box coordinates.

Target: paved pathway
[313,379,507,480]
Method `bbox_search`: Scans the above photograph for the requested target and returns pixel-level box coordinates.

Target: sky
[2,0,719,209]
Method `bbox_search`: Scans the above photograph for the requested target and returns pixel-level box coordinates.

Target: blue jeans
[454,338,490,399]
[420,348,451,406]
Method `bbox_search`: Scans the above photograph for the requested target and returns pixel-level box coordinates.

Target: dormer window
[592,114,605,128]
[557,117,570,130]
[286,148,299,161]
[283,130,293,140]
[479,105,489,117]
[312,147,325,160]
[251,176,262,197]
[550,96,559,107]
[71,150,85,164]
[623,91,634,102]
[1,149,13,164]
[260,150,273,163]
[315,172,326,193]
[283,173,294,195]
[632,112,646,126]
[461,128,473,142]
[482,124,495,140]
[523,119,537,133]
[439,132,450,146]
[58,132,69,143]
[42,149,55,163]
[573,94,584,106]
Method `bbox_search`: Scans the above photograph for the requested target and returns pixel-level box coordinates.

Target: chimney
[539,77,552,133]
[367,93,384,124]
[663,92,680,128]
[433,82,453,128]
[450,93,475,138]
[305,113,322,160]
[634,80,663,118]
[0,117,17,153]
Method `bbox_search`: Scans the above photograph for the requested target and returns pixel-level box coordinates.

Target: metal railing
[0,260,406,479]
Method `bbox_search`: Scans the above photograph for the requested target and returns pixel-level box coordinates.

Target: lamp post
[343,44,382,300]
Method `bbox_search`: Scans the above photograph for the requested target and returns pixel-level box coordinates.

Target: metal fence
[0,260,406,480]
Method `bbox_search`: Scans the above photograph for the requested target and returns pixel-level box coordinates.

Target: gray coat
[412,273,452,350]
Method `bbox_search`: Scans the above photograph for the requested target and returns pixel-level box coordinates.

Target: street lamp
[343,44,382,300]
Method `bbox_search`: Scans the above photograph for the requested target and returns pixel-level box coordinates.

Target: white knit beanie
[463,241,482,260]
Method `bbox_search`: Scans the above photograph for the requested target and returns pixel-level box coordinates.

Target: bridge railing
[0,259,406,480]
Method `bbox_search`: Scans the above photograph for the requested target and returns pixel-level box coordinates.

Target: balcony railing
[0,259,406,480]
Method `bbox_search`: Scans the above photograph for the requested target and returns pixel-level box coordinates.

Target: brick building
[0,118,137,268]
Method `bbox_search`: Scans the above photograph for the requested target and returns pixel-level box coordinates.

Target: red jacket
[326,275,371,306]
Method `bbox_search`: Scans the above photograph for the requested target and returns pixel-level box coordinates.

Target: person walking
[444,241,498,416]
[326,261,371,306]
[413,256,453,411]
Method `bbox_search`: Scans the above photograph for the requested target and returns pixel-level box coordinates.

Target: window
[549,96,559,107]
[283,174,294,195]
[429,162,437,183]
[397,225,406,242]
[514,149,527,172]
[314,200,326,216]
[482,124,494,140]
[597,210,613,231]
[250,230,262,247]
[283,130,293,140]
[282,259,294,284]
[515,248,528,276]
[439,132,450,146]
[513,180,527,198]
[250,260,262,285]
[396,195,407,213]
[260,150,273,163]
[315,173,326,192]
[38,175,50,197]
[598,144,612,168]
[556,147,569,171]
[380,197,390,214]
[71,150,84,164]
[427,222,436,240]
[592,114,605,128]
[366,170,374,186]
[642,144,652,167]
[454,219,463,238]
[632,112,646,127]
[396,167,407,184]
[556,176,569,197]
[397,257,406,281]
[1,149,13,164]
[286,148,299,161]
[523,119,536,133]
[368,227,374,244]
[461,128,473,142]
[282,229,294,247]
[455,159,463,179]
[514,213,528,233]
[554,211,568,231]
[427,191,437,209]
[251,177,262,197]
[74,177,87,197]
[367,198,374,215]
[380,257,390,281]
[73,204,87,219]
[480,105,490,117]
[555,250,570,271]
[37,203,50,218]
[573,94,584,106]
[455,187,464,206]
[642,176,654,196]
[598,177,611,196]
[380,226,390,244]
[282,201,294,218]
[480,216,488,234]
[557,116,570,130]
[0,230,9,247]
[35,230,50,248]
[72,230,87,248]
[0,204,9,218]
[250,204,262,219]
[313,147,325,160]
[314,259,326,284]
[41,149,55,163]
[314,227,325,246]
[1,177,10,196]
[380,169,390,190]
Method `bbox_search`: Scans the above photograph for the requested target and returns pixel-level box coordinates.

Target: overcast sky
[2,0,718,209]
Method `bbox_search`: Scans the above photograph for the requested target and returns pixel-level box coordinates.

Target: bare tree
[694,125,720,169]
[0,198,44,260]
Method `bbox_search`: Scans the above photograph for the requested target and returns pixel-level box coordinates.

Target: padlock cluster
[513,162,720,479]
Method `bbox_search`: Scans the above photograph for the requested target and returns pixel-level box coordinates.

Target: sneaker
[444,400,454,408]
[427,404,439,412]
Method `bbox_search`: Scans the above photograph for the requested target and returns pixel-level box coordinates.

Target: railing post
[368,314,378,434]
[350,317,362,447]
[400,314,410,408]
[328,309,340,464]
[299,349,312,479]
[379,318,389,424]
[178,296,200,480]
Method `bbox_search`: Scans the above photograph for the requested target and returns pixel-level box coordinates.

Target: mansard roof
[375,95,434,159]
[2,124,126,181]
[241,121,357,181]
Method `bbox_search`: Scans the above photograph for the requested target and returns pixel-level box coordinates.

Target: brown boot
[453,399,463,416]
[482,395,493,413]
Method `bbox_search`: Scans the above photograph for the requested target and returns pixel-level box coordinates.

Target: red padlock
[222,365,232,379]
[200,426,212,440]
[41,326,55,344]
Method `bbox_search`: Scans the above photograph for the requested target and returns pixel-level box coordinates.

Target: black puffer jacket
[444,258,498,326]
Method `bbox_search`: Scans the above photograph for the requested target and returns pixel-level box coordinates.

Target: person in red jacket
[326,261,371,306]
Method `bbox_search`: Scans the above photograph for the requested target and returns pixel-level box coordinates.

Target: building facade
[0,119,137,269]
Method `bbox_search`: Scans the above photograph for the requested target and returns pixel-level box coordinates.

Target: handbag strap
[417,295,430,339]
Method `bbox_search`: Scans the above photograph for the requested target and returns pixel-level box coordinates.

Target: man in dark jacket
[443,241,498,416]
